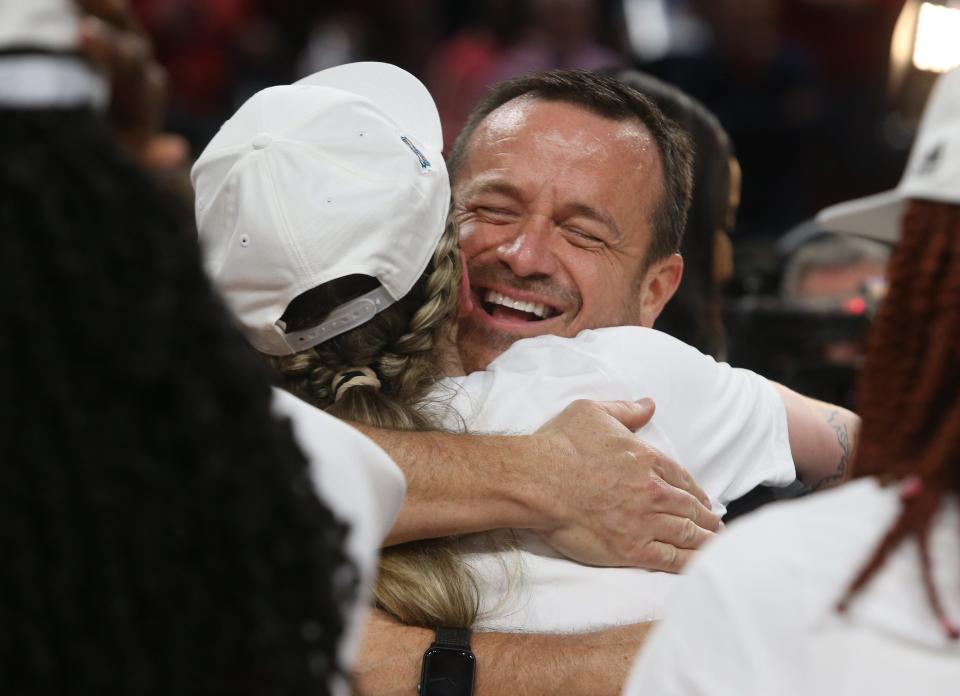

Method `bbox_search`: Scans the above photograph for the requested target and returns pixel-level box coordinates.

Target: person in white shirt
[193,60,858,671]
[623,66,960,696]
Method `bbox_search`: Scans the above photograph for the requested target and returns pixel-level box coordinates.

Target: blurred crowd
[134,0,915,407]
[139,0,905,236]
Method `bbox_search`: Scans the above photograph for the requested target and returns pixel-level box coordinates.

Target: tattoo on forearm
[812,410,851,491]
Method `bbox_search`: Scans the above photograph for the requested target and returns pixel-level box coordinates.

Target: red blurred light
[843,297,867,315]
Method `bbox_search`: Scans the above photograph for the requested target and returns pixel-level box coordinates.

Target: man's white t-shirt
[427,327,795,631]
[271,388,406,695]
[624,478,960,696]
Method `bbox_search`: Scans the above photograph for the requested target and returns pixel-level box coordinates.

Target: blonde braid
[376,216,462,400]
[273,220,481,627]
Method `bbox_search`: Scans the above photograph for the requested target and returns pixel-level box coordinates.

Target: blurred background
[133,0,960,409]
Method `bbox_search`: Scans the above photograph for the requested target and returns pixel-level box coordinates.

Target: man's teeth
[484,290,549,318]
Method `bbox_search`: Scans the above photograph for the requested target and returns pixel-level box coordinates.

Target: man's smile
[483,290,552,320]
[464,276,570,332]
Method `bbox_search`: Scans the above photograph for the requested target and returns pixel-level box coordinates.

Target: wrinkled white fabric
[428,326,795,631]
[624,478,960,696]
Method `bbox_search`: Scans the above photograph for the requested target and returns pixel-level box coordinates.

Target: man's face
[453,97,681,372]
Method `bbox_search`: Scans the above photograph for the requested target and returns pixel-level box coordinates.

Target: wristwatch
[417,627,476,696]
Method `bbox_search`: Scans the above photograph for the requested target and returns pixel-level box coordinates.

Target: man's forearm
[355,610,651,696]
[352,399,721,570]
[773,384,860,491]
[350,424,545,545]
[475,623,651,696]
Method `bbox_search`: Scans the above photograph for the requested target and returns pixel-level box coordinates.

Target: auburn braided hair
[836,199,960,639]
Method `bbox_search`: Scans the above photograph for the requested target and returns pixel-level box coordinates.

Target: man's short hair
[447,69,695,264]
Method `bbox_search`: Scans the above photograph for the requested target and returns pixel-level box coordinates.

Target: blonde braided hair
[274,219,480,627]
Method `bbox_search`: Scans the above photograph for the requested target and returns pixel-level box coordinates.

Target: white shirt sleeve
[449,327,794,513]
[564,328,796,508]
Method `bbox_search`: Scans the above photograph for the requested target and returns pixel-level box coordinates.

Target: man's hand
[530,399,722,572]
[74,0,188,171]
[354,609,652,696]
[356,398,719,570]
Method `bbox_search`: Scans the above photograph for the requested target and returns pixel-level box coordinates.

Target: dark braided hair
[0,108,356,695]
[836,199,960,639]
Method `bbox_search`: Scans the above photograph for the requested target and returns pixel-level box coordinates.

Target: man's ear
[639,253,683,327]
[457,250,475,319]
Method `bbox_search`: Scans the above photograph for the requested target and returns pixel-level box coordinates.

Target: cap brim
[815,188,904,244]
[296,62,442,151]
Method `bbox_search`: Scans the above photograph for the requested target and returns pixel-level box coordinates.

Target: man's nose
[494,215,558,278]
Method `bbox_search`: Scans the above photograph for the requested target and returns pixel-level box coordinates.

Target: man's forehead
[455,97,664,232]
[471,96,655,157]
[478,94,540,140]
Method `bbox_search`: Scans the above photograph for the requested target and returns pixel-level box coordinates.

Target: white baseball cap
[0,0,108,109]
[192,62,449,356]
[817,67,960,243]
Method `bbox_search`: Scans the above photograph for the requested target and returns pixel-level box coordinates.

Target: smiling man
[448,70,693,372]
[356,71,704,696]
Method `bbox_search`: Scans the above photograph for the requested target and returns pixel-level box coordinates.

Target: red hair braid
[836,200,960,640]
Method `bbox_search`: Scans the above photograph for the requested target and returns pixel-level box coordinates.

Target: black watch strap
[419,626,476,696]
[434,627,471,649]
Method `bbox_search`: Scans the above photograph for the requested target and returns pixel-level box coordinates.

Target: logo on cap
[918,141,945,176]
[400,135,431,171]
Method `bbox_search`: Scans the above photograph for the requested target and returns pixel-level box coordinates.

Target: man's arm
[352,399,722,573]
[355,609,651,696]
[773,384,860,491]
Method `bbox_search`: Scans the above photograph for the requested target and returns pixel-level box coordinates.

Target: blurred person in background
[722,222,889,417]
[779,230,890,368]
[0,2,406,694]
[781,232,890,314]
[613,68,738,360]
[622,66,960,696]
